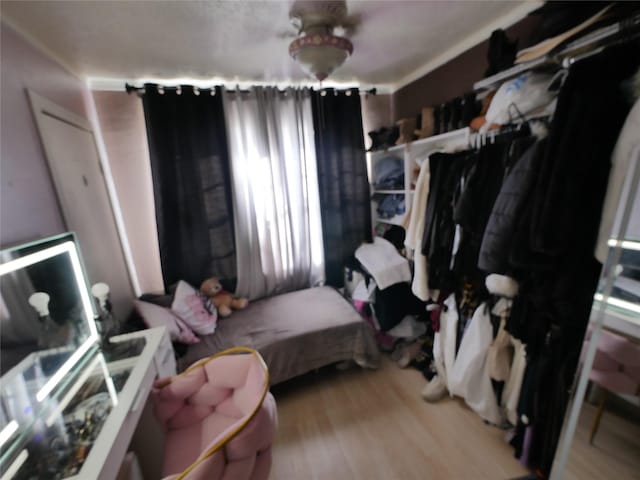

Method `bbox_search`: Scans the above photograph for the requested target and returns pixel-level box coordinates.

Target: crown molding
[87,78,129,91]
[389,1,543,93]
[1,17,85,81]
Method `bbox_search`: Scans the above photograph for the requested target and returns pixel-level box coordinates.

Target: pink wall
[0,22,89,246]
[392,15,541,121]
[92,91,164,294]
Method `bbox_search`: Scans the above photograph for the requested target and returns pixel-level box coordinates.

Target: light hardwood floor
[565,402,640,480]
[270,357,528,479]
[270,357,640,480]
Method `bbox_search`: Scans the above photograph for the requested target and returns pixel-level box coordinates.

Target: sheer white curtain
[223,87,324,300]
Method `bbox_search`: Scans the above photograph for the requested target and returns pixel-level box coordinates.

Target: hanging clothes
[454,137,536,275]
[421,152,472,291]
[414,36,639,479]
[595,97,640,262]
[405,155,433,300]
[502,336,527,426]
[530,46,640,258]
[483,275,526,425]
[477,138,545,275]
[449,302,503,425]
[431,293,459,395]
[487,300,514,382]
[511,43,640,476]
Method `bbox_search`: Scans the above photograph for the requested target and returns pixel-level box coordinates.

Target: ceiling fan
[284,0,362,81]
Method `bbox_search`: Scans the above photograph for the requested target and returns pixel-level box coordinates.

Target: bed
[176,286,380,385]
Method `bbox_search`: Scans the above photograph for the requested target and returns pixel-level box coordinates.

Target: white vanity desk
[1,327,175,480]
[78,327,175,480]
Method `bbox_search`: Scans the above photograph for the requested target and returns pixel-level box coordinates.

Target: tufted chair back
[582,329,640,444]
[152,347,277,480]
[585,329,640,395]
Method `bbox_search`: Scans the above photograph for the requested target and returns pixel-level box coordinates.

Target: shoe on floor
[391,342,406,362]
[421,375,447,402]
[397,340,424,368]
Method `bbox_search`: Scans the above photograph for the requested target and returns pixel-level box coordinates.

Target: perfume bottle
[91,283,120,342]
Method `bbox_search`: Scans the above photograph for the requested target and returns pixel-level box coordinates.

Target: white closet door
[28,90,133,321]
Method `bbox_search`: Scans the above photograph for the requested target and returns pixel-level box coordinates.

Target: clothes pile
[373,194,405,220]
[347,237,429,364]
[373,156,404,190]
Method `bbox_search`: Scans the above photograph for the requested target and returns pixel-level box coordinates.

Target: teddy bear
[200,277,249,318]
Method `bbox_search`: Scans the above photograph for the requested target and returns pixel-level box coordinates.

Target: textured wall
[0,22,88,246]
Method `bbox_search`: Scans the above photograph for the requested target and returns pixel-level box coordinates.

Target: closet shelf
[411,127,470,148]
[376,216,405,227]
[368,128,471,233]
[408,127,471,161]
[368,143,405,156]
[473,57,551,92]
[474,13,640,92]
[372,189,404,194]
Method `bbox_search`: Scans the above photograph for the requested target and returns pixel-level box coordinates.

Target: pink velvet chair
[151,347,278,480]
[584,329,640,444]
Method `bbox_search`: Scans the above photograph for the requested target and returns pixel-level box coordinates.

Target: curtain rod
[125,83,377,97]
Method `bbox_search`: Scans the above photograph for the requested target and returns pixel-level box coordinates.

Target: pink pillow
[171,281,218,335]
[134,300,200,344]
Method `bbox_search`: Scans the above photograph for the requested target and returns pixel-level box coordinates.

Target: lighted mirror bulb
[28,292,50,317]
[91,282,110,309]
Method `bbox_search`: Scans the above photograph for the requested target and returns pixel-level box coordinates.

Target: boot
[416,107,435,139]
[396,117,416,145]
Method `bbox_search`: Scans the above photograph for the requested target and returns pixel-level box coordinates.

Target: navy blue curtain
[141,85,236,291]
[311,88,372,287]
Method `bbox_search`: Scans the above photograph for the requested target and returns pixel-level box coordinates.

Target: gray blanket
[177,286,380,385]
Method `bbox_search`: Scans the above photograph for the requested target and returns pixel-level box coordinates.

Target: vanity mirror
[0,234,174,480]
[0,233,100,404]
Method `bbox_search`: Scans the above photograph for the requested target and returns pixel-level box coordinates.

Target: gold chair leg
[589,389,608,445]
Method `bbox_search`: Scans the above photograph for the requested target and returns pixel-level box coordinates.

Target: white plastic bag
[449,302,503,425]
[485,72,555,127]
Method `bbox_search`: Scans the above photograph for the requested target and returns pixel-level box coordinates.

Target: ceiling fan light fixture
[289,33,353,81]
[287,0,355,81]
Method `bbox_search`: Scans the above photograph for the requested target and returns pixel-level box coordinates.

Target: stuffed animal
[200,277,249,317]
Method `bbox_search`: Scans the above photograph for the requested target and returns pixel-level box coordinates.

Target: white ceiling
[1,1,539,91]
